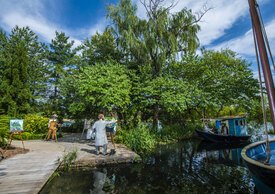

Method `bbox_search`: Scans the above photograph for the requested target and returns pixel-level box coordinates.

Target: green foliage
[218,106,246,117]
[0,26,48,116]
[173,50,259,119]
[0,115,10,147]
[23,114,48,134]
[150,77,196,113]
[246,97,272,124]
[80,28,122,65]
[116,123,156,155]
[107,0,200,74]
[0,1,261,150]
[47,31,76,115]
[64,61,131,117]
[200,49,258,109]
[107,0,202,128]
[13,132,44,140]
[58,149,78,172]
[158,122,203,142]
[0,114,47,144]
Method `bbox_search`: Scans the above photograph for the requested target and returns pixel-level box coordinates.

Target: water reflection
[91,170,114,194]
[41,139,259,194]
[197,141,248,167]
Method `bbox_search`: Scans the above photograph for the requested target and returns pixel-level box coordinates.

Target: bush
[0,115,10,147]
[23,114,48,134]
[0,114,51,143]
[58,149,78,171]
[116,123,156,155]
[157,122,203,142]
[13,132,45,140]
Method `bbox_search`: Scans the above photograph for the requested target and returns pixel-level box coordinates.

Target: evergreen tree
[80,28,122,65]
[48,31,76,114]
[0,26,47,116]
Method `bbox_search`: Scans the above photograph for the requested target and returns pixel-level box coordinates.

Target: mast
[248,0,275,130]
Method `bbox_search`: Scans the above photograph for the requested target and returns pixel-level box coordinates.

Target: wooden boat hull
[241,139,275,189]
[195,129,251,143]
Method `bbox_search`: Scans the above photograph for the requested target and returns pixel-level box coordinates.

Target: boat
[196,116,251,143]
[242,139,275,188]
[241,0,275,190]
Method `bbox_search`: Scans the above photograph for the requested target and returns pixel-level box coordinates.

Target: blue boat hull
[195,129,251,143]
[241,139,275,189]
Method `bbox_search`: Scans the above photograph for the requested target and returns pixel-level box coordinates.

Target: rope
[256,2,275,71]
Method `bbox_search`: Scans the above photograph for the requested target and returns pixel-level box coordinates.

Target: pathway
[0,133,140,194]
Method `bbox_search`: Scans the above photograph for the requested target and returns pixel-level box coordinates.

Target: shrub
[157,122,203,142]
[58,149,78,171]
[116,123,156,155]
[0,115,10,147]
[0,114,51,143]
[23,114,48,134]
[12,132,45,140]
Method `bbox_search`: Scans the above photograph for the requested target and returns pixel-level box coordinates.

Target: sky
[0,0,274,75]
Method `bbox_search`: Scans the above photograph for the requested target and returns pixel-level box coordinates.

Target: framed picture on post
[10,119,24,132]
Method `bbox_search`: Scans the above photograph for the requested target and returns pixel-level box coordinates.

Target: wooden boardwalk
[0,134,140,194]
[0,141,64,194]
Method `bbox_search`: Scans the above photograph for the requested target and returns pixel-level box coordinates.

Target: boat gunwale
[241,139,275,170]
[196,129,251,138]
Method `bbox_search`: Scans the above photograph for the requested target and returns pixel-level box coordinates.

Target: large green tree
[175,49,259,118]
[61,61,131,118]
[0,26,47,116]
[80,29,122,65]
[107,0,204,128]
[47,31,76,114]
[108,0,201,75]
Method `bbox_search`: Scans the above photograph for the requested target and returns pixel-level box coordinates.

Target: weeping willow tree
[107,0,208,128]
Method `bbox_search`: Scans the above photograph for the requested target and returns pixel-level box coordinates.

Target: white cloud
[196,0,248,46]
[134,0,271,48]
[0,0,273,53]
[0,0,97,47]
[172,0,250,46]
[211,19,275,57]
[2,12,56,42]
[0,1,54,39]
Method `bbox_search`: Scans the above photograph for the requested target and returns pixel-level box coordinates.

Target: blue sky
[0,0,274,75]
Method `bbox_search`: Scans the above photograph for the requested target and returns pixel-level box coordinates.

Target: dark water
[40,139,261,194]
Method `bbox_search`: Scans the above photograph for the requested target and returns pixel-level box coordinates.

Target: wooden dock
[0,133,140,194]
[0,141,64,194]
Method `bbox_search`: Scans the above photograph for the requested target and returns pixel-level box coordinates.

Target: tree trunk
[153,103,159,131]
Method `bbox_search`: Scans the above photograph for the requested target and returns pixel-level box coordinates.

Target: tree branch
[139,0,178,19]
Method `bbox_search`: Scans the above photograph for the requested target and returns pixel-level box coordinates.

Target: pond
[40,139,266,194]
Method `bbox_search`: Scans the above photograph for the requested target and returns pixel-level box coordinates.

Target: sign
[10,119,24,132]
